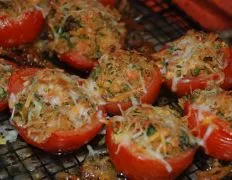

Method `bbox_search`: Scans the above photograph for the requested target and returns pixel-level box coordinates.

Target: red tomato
[221,48,232,90]
[60,52,98,71]
[99,0,116,7]
[0,60,17,111]
[104,67,162,115]
[8,68,105,152]
[106,122,196,180]
[166,48,232,96]
[13,112,104,152]
[165,73,220,97]
[8,68,38,95]
[0,102,8,112]
[184,102,232,160]
[0,10,44,47]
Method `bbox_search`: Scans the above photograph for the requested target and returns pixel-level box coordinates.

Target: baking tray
[0,0,230,179]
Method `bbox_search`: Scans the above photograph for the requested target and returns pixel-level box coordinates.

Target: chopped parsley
[0,87,7,100]
[146,124,156,136]
[192,67,201,76]
[179,130,190,149]
[15,103,23,111]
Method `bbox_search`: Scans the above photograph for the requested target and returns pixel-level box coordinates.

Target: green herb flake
[147,124,156,136]
[15,103,23,111]
[107,80,113,84]
[0,87,7,100]
[179,130,190,149]
[123,84,130,91]
[167,46,174,54]
[192,67,201,76]
[176,70,182,77]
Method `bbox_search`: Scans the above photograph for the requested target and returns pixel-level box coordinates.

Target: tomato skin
[184,102,232,160]
[221,48,232,90]
[8,68,39,95]
[8,68,105,152]
[165,48,232,96]
[165,74,220,97]
[104,67,162,115]
[106,122,196,180]
[60,52,98,71]
[14,113,104,152]
[0,102,8,112]
[0,10,44,48]
[99,0,116,7]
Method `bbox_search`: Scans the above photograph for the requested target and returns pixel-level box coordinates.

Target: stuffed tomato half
[106,105,197,180]
[8,68,105,152]
[153,30,232,96]
[47,0,126,71]
[184,88,232,160]
[82,49,162,115]
[0,0,45,47]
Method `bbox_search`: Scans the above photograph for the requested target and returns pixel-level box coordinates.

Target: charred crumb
[80,155,117,180]
[0,46,53,68]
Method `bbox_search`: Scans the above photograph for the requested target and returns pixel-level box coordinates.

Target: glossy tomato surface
[13,113,104,152]
[99,0,116,7]
[8,68,38,95]
[221,48,232,90]
[184,102,232,160]
[166,48,232,96]
[104,67,162,115]
[60,52,98,71]
[0,10,44,47]
[106,122,196,180]
[8,68,105,152]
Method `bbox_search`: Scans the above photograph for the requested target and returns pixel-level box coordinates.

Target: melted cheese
[198,125,215,153]
[0,122,18,144]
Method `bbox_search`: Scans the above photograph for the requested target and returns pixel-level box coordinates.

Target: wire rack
[0,0,230,180]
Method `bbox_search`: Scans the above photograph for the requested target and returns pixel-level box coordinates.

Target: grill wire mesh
[0,0,230,179]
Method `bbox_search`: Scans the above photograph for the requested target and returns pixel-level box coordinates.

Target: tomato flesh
[184,102,232,160]
[0,10,44,47]
[99,0,116,7]
[8,68,38,95]
[106,122,196,180]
